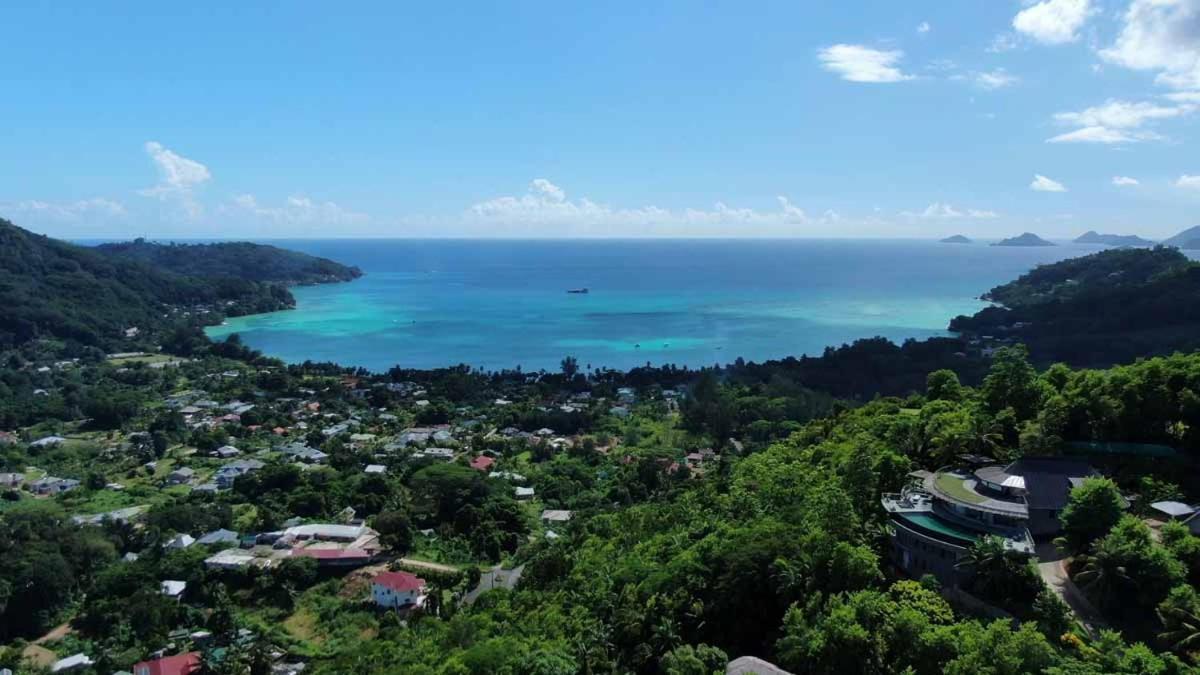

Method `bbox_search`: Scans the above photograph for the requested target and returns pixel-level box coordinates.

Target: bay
[204,239,1101,372]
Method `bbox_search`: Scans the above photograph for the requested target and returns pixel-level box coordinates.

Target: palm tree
[1158,604,1200,657]
[1074,543,1132,611]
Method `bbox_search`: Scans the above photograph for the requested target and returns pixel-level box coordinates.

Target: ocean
[204,239,1102,372]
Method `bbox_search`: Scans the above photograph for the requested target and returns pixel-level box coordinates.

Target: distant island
[992,232,1055,247]
[1163,225,1200,250]
[1074,230,1156,247]
[939,234,972,244]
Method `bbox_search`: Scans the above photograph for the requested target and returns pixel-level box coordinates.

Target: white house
[371,570,427,609]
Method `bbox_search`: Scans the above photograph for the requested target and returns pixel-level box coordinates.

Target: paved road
[463,563,525,605]
[1035,541,1105,638]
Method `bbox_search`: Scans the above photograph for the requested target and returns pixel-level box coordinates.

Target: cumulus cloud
[466,179,840,236]
[817,44,914,83]
[1031,174,1068,192]
[1100,0,1200,90]
[3,198,126,221]
[139,141,211,218]
[1112,175,1140,186]
[1047,98,1193,143]
[974,68,1020,90]
[901,202,1000,220]
[225,194,369,228]
[917,21,932,35]
[1177,174,1200,189]
[1013,0,1094,45]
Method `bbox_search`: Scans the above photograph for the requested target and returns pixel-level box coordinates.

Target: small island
[939,234,972,244]
[1074,230,1156,247]
[1163,225,1200,250]
[992,232,1055,247]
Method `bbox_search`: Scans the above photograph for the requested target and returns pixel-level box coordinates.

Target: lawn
[934,472,986,504]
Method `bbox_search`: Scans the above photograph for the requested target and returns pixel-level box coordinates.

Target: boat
[566,288,589,294]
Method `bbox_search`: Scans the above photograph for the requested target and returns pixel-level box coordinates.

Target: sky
[3,0,1200,240]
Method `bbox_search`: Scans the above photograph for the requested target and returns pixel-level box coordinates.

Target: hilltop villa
[882,456,1103,587]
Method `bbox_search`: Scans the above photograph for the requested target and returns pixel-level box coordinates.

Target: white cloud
[1047,98,1193,143]
[1047,126,1146,143]
[1031,174,1068,192]
[139,141,211,218]
[1166,91,1200,103]
[466,179,840,236]
[3,198,126,221]
[817,44,914,83]
[901,202,1000,219]
[226,194,369,227]
[1112,175,1140,185]
[917,21,932,35]
[1013,0,1094,45]
[974,68,1019,90]
[1100,0,1200,90]
[1177,174,1200,189]
[988,32,1021,52]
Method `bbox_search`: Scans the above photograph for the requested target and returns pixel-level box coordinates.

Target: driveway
[1035,541,1105,638]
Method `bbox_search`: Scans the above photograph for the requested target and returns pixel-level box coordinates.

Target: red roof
[469,456,496,471]
[133,652,201,675]
[374,570,426,592]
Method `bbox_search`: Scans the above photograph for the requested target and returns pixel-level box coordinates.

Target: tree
[374,510,414,552]
[1057,477,1124,554]
[560,356,579,379]
[926,369,963,402]
[980,345,1044,421]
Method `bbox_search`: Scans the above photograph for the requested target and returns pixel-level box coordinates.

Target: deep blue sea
[197,239,1107,372]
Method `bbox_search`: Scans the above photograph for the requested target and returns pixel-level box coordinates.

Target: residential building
[133,651,201,675]
[881,457,1103,587]
[541,509,572,524]
[372,570,427,609]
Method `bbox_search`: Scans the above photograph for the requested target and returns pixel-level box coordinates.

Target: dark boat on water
[567,288,589,294]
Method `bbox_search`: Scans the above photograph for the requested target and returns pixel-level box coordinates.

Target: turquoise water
[205,239,1100,372]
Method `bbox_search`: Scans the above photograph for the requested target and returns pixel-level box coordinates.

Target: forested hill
[950,247,1200,367]
[94,239,362,285]
[0,219,294,352]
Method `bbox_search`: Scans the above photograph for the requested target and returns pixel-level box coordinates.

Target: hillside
[0,220,295,352]
[993,232,1055,247]
[1075,230,1157,247]
[1164,226,1200,250]
[940,234,972,244]
[94,239,362,285]
[950,247,1200,366]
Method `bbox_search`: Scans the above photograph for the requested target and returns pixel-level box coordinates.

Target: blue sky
[3,0,1200,239]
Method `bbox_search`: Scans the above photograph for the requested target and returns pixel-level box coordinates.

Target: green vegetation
[94,239,362,285]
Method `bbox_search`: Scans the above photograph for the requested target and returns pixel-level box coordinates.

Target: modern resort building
[882,457,1099,587]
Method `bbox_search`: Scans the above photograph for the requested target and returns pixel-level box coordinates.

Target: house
[213,445,241,459]
[215,458,265,488]
[50,654,94,673]
[1150,501,1196,521]
[372,571,427,609]
[880,457,1104,587]
[0,472,25,488]
[364,464,387,474]
[29,476,81,495]
[197,528,240,546]
[30,435,66,449]
[167,467,196,485]
[609,406,630,419]
[285,523,370,542]
[133,651,201,675]
[515,486,535,500]
[469,455,496,472]
[413,447,455,461]
[541,509,572,524]
[278,443,329,464]
[160,580,187,600]
[165,533,196,550]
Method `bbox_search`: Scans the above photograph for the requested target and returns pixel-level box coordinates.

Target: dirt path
[397,557,460,574]
[1035,541,1105,638]
[34,621,73,644]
